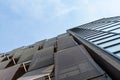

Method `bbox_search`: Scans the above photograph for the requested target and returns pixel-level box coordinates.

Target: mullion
[109,27,120,32]
[87,33,107,40]
[94,22,114,30]
[89,23,106,29]
[84,31,103,39]
[97,37,120,45]
[104,42,120,49]
[94,35,120,44]
[77,29,91,38]
[103,24,120,31]
[114,50,120,54]
[99,23,120,31]
[78,29,99,38]
[92,34,114,43]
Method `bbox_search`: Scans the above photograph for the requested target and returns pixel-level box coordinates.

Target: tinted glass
[98,38,120,48]
[94,35,120,44]
[90,34,113,42]
[105,44,120,53]
[111,28,120,33]
[116,53,120,58]
[86,33,107,40]
[103,25,120,31]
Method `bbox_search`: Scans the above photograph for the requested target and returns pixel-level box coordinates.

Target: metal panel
[57,33,70,39]
[34,77,45,80]
[57,36,78,51]
[17,65,54,80]
[88,74,111,80]
[0,54,4,58]
[12,48,25,59]
[33,40,45,46]
[7,47,25,58]
[30,39,46,50]
[44,37,56,48]
[17,47,39,64]
[0,64,20,80]
[0,57,6,62]
[28,46,54,71]
[0,60,11,69]
[55,45,106,80]
[11,40,45,63]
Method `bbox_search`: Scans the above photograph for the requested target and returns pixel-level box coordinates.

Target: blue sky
[0,0,120,53]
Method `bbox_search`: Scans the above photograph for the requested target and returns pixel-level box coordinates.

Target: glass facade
[70,17,120,60]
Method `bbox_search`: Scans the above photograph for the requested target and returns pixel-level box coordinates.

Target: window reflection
[105,44,120,53]
[98,38,120,48]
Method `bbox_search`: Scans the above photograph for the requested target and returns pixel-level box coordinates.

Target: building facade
[0,16,120,80]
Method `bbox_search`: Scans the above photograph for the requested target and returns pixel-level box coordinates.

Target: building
[0,16,120,80]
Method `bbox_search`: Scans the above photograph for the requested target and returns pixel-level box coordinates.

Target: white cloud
[6,0,77,19]
[1,0,120,24]
[50,0,77,16]
[9,0,44,19]
[77,0,120,18]
[55,3,76,16]
[1,0,120,20]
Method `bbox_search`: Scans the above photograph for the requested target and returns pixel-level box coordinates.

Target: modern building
[0,16,120,80]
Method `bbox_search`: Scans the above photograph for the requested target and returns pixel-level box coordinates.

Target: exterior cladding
[0,16,120,80]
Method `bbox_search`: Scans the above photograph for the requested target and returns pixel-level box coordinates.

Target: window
[87,33,107,40]
[91,34,114,42]
[98,38,120,48]
[96,22,120,30]
[90,34,113,42]
[111,28,120,33]
[115,53,120,58]
[84,32,103,39]
[105,44,120,53]
[94,35,120,44]
[103,24,120,31]
[94,22,114,30]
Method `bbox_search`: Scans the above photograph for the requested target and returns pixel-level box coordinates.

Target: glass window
[94,35,120,44]
[94,22,114,30]
[87,33,107,40]
[96,22,120,30]
[98,38,120,48]
[105,44,120,53]
[84,32,103,39]
[106,45,120,53]
[116,53,120,58]
[111,28,120,33]
[91,23,107,29]
[90,34,113,42]
[103,24,120,31]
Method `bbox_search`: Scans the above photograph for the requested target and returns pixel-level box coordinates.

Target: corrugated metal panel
[57,36,78,51]
[0,57,6,62]
[57,33,70,39]
[87,74,110,80]
[13,40,45,62]
[12,48,25,59]
[34,77,45,80]
[17,65,54,80]
[0,60,11,69]
[44,37,56,48]
[0,54,4,58]
[55,45,106,80]
[0,64,20,80]
[28,46,54,71]
[17,48,38,64]
[7,47,25,58]
[33,40,46,46]
[30,39,46,50]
